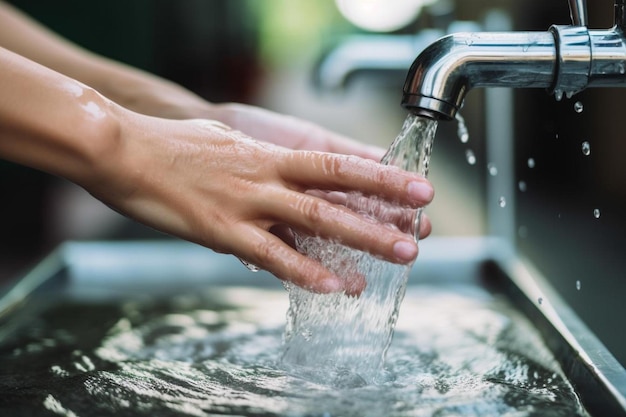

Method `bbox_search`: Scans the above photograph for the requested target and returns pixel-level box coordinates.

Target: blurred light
[336,0,435,32]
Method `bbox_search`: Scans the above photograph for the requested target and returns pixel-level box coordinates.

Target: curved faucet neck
[401,0,626,121]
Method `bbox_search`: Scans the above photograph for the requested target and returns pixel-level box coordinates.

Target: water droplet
[522,44,530,52]
[518,181,527,192]
[576,280,581,291]
[555,133,559,140]
[518,225,528,238]
[574,101,584,113]
[465,38,474,46]
[538,297,543,305]
[488,163,498,176]
[239,258,260,272]
[301,328,313,341]
[465,149,476,165]
[456,113,469,143]
[619,62,626,74]
[581,141,591,156]
[498,196,507,208]
[593,208,601,219]
[527,158,536,169]
[566,91,575,99]
[554,90,564,101]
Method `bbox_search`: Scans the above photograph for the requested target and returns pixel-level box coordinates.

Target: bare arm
[0,47,433,294]
[0,1,210,119]
[0,1,385,160]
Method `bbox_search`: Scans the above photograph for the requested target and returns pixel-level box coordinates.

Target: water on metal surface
[0,285,588,417]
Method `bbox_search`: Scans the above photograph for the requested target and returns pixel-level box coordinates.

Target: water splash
[487,163,498,176]
[518,225,529,238]
[554,90,564,101]
[518,181,527,192]
[0,286,589,417]
[238,258,260,272]
[282,114,437,384]
[582,141,591,156]
[574,101,584,113]
[456,112,469,143]
[593,208,601,219]
[465,149,477,165]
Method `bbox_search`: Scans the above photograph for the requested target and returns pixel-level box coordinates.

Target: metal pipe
[401,31,556,120]
[568,0,588,26]
[401,0,626,121]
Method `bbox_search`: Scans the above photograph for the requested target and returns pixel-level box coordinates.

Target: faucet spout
[402,0,626,121]
[401,31,556,120]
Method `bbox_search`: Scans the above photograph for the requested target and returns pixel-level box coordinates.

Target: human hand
[85,111,434,294]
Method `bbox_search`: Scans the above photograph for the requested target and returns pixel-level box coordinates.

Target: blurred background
[1,0,624,365]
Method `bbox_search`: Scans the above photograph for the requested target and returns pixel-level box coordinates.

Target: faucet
[401,0,626,121]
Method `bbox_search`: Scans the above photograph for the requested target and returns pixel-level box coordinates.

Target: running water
[0,285,589,417]
[282,114,437,385]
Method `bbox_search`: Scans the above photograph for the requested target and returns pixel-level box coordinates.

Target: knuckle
[297,196,324,226]
[251,236,282,265]
[320,153,345,178]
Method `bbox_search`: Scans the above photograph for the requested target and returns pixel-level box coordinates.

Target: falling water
[574,101,584,113]
[282,114,437,385]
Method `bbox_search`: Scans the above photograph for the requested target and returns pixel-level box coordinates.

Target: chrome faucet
[401,0,626,120]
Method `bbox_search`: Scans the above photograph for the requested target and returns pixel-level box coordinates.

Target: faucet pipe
[568,0,588,26]
[617,0,626,32]
[402,0,626,121]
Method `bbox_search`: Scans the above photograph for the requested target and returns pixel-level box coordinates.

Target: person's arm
[0,1,385,161]
[0,47,433,295]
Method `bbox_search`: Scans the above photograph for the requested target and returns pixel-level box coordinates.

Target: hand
[85,111,434,294]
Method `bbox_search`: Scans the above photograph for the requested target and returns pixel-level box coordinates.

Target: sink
[0,237,624,416]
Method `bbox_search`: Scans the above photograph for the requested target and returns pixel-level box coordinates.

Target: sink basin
[0,237,624,416]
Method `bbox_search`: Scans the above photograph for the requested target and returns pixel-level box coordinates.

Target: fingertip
[393,239,418,263]
[419,214,432,239]
[408,180,434,205]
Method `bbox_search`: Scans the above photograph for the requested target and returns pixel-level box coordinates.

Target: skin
[0,2,434,295]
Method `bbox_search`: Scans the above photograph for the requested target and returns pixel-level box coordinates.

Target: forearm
[0,1,213,119]
[0,47,120,186]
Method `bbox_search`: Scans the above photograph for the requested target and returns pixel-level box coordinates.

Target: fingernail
[408,181,434,203]
[394,240,418,262]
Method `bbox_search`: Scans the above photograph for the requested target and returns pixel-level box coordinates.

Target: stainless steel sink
[0,237,624,416]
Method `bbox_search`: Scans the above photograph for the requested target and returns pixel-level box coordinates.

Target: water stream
[283,115,437,384]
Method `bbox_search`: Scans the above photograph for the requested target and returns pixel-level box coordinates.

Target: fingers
[418,213,432,240]
[262,190,419,265]
[278,151,434,208]
[233,226,347,294]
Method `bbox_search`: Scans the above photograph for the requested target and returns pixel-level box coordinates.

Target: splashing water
[582,141,591,156]
[0,285,588,417]
[574,101,584,113]
[488,163,498,176]
[466,149,477,165]
[456,112,470,143]
[593,208,601,219]
[282,114,437,385]
[518,181,527,192]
